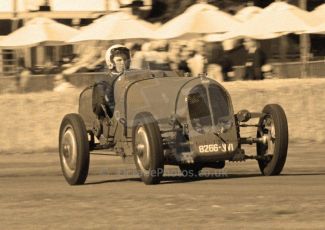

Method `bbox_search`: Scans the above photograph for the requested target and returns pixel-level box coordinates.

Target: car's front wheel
[132,112,164,185]
[256,104,288,176]
[59,113,90,185]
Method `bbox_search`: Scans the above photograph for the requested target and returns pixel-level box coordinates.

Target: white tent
[210,2,319,41]
[68,12,156,42]
[154,3,240,40]
[0,17,78,48]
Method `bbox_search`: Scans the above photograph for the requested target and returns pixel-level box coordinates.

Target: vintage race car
[59,69,288,185]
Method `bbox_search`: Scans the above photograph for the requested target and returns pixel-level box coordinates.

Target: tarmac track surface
[0,143,325,229]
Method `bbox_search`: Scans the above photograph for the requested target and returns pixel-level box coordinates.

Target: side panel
[113,70,153,125]
[124,77,195,136]
[78,86,96,131]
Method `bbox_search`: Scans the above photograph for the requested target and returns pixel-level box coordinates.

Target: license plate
[198,143,234,153]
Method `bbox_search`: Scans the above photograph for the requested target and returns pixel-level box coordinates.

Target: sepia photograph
[0,0,324,229]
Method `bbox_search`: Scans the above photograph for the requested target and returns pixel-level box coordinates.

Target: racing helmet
[105,44,131,70]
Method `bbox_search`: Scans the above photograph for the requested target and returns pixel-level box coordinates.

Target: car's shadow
[85,177,141,185]
[160,173,261,184]
[161,172,325,184]
[84,172,325,185]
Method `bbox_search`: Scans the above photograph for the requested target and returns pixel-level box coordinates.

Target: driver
[105,44,131,77]
[92,44,131,118]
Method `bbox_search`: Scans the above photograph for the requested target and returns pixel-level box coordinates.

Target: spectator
[177,45,191,75]
[19,68,31,93]
[167,42,182,72]
[131,42,151,70]
[223,39,247,66]
[218,52,235,81]
[206,42,234,82]
[243,38,267,80]
[148,40,171,71]
[16,57,31,93]
[186,41,206,77]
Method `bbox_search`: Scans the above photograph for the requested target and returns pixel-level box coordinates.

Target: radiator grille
[188,84,230,133]
[208,84,230,124]
[188,85,212,133]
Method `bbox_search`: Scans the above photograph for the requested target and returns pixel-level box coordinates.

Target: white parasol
[68,11,156,43]
[0,17,78,48]
[154,3,240,40]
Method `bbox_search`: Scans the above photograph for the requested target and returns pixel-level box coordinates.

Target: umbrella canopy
[231,2,319,39]
[205,6,263,42]
[311,4,325,21]
[205,2,318,41]
[204,32,239,42]
[299,4,325,34]
[0,17,79,48]
[154,3,240,40]
[68,12,156,43]
[234,6,262,22]
[305,22,325,34]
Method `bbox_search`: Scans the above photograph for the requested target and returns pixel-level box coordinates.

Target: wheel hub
[259,116,275,157]
[63,144,71,158]
[61,127,77,177]
[136,144,145,156]
[266,118,275,155]
[135,127,150,170]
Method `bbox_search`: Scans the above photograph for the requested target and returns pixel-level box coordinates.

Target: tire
[256,104,288,176]
[179,164,202,178]
[59,113,90,185]
[132,112,164,185]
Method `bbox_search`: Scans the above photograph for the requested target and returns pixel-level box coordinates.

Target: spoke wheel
[257,104,288,176]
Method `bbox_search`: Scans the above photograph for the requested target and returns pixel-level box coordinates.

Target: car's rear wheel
[132,112,164,185]
[256,104,288,176]
[59,113,90,185]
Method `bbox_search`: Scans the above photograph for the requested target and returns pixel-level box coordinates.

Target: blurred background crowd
[0,0,324,93]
